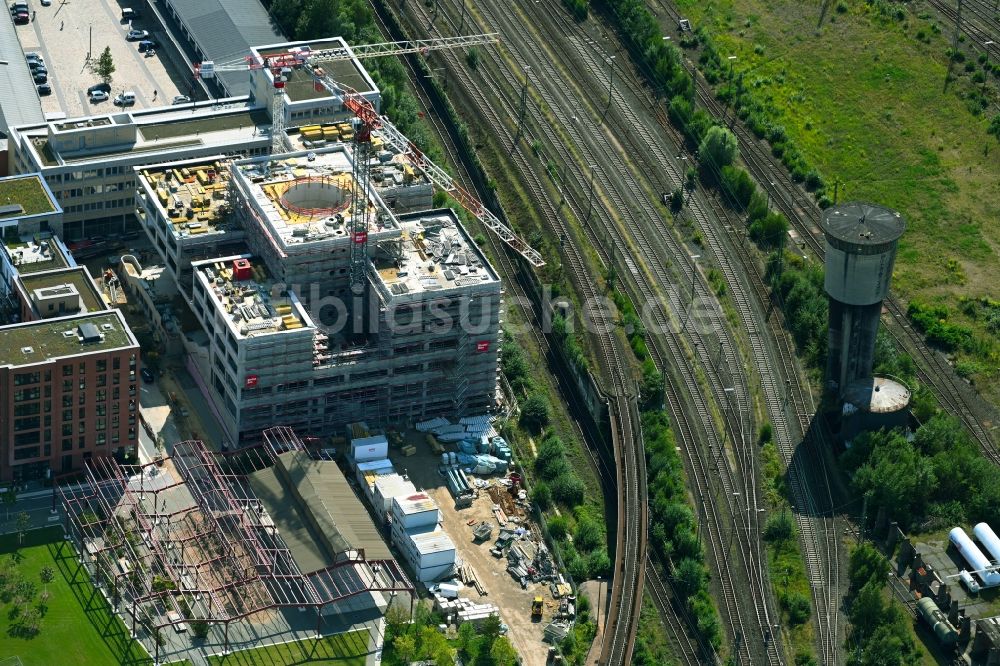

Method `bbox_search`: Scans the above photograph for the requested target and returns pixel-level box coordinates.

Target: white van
[115,91,136,106]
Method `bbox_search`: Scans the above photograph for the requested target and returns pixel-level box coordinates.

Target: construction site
[58,427,413,665]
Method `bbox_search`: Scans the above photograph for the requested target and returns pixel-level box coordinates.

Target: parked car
[87,82,111,94]
[13,11,28,24]
[141,367,154,384]
[126,29,148,41]
[114,91,136,106]
[121,7,139,21]
[137,39,156,52]
[36,84,51,96]
[32,72,47,84]
[9,2,28,13]
[40,0,51,6]
[171,95,191,105]
[31,67,47,79]
[89,90,109,103]
[28,61,45,72]
[24,52,42,63]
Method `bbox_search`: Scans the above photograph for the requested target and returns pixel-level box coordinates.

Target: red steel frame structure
[59,426,412,663]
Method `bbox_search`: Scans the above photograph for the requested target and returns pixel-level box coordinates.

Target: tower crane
[194,34,545,289]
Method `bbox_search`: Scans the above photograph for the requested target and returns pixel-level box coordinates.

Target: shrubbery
[766,254,828,368]
[644,410,722,650]
[842,414,1000,531]
[907,301,973,351]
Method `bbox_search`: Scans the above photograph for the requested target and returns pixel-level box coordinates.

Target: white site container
[351,435,389,462]
[391,493,440,531]
[373,474,417,515]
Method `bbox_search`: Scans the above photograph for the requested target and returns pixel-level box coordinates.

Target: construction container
[351,435,388,462]
[373,473,417,515]
[391,493,440,530]
[441,453,450,466]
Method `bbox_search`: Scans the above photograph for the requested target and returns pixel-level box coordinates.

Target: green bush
[551,473,586,507]
[530,481,552,510]
[519,393,551,433]
[561,0,588,20]
[783,591,811,626]
[764,511,795,543]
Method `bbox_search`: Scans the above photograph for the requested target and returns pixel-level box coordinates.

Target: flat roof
[822,201,905,246]
[15,103,268,168]
[193,255,309,339]
[0,175,58,219]
[393,493,439,515]
[410,530,455,555]
[0,19,45,133]
[234,147,401,250]
[0,311,135,367]
[5,236,71,274]
[844,376,911,413]
[249,450,391,573]
[18,267,105,313]
[374,210,500,298]
[254,38,375,102]
[137,156,236,239]
[164,0,285,96]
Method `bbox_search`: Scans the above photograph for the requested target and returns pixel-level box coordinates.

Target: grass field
[0,527,152,666]
[673,0,1000,400]
[207,630,368,666]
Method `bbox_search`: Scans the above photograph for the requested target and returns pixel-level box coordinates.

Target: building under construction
[136,145,500,445]
[59,426,412,664]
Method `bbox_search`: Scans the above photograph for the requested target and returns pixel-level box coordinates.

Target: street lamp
[602,55,616,123]
[724,55,738,124]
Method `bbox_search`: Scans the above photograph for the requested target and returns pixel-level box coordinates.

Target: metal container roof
[843,376,911,413]
[409,530,455,555]
[822,202,905,247]
[394,493,438,515]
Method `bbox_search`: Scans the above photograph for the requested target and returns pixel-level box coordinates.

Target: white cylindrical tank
[822,202,905,306]
[950,527,1000,586]
[974,523,1000,564]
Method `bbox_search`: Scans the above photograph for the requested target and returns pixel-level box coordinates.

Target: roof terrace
[4,235,70,274]
[193,255,311,340]
[17,266,105,314]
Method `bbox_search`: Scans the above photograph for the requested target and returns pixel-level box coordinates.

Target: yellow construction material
[300,125,322,134]
[156,187,168,205]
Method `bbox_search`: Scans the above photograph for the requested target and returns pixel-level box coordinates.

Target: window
[78,393,86,406]
[13,446,39,461]
[61,439,72,452]
[14,417,40,432]
[97,374,106,387]
[78,362,86,375]
[14,403,40,417]
[62,394,72,407]
[13,372,40,386]
[96,404,106,417]
[96,389,107,403]
[62,365,73,377]
[96,433,106,445]
[113,374,120,385]
[62,380,72,393]
[62,409,72,421]
[113,357,120,370]
[96,360,107,372]
[13,388,40,402]
[112,387,119,400]
[61,423,73,437]
[78,436,85,449]
[79,408,86,420]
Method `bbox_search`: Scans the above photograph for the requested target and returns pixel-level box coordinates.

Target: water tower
[821,201,905,397]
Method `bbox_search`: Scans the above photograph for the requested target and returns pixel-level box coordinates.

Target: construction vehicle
[531,596,544,620]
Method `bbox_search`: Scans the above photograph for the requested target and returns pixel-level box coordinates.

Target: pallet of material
[493,506,507,527]
[401,445,417,456]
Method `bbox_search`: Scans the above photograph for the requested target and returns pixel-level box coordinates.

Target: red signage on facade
[476,340,490,353]
[353,231,368,244]
[245,375,259,388]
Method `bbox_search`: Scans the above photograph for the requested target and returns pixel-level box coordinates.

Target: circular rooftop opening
[280,177,352,218]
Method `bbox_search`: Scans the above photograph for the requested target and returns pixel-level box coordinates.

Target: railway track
[382,3,651,663]
[927,0,1000,60]
[402,1,794,663]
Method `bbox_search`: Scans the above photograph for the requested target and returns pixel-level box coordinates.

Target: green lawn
[207,630,369,666]
[0,176,55,218]
[0,527,152,666]
[673,0,1000,399]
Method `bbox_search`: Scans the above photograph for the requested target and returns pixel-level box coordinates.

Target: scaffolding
[59,427,412,664]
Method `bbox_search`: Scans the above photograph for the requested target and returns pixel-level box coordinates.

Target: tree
[456,621,477,656]
[574,516,603,552]
[530,481,552,510]
[551,473,585,507]
[674,557,706,599]
[848,543,889,592]
[466,47,480,71]
[39,566,54,594]
[534,436,567,476]
[519,392,550,433]
[764,510,795,543]
[698,125,738,174]
[2,488,16,521]
[393,633,416,662]
[479,613,503,644]
[190,619,210,639]
[782,591,811,625]
[94,46,116,85]
[490,636,519,666]
[295,0,337,39]
[989,114,1000,141]
[16,512,30,545]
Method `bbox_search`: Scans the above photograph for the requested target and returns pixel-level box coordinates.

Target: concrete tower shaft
[822,202,905,395]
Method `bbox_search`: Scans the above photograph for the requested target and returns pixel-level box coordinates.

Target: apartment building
[0,174,64,238]
[0,309,140,481]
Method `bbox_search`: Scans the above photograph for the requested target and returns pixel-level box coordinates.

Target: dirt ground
[387,432,553,666]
